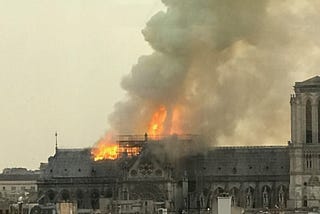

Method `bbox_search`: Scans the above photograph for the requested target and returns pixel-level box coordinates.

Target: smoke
[108,0,320,146]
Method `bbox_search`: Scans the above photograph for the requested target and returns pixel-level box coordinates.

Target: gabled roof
[41,148,121,179]
[186,146,290,179]
[0,174,39,181]
[296,76,320,86]
[294,76,320,93]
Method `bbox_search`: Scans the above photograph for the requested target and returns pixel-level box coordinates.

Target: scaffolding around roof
[116,134,197,158]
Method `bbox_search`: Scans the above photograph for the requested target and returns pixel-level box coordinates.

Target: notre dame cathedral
[37,76,320,213]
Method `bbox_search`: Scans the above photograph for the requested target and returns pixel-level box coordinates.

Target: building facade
[37,76,320,213]
[0,168,39,214]
[288,76,320,208]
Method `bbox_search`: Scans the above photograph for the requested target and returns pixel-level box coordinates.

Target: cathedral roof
[40,148,121,179]
[186,146,289,181]
[295,76,320,86]
[294,76,320,92]
[0,174,39,181]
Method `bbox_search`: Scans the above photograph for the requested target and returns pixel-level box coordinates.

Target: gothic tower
[288,76,320,208]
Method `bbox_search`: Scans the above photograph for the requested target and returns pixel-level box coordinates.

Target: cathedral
[37,76,320,213]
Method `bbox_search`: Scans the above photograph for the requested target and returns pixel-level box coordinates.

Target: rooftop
[295,76,320,92]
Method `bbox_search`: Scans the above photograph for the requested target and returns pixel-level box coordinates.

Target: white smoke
[107,0,320,146]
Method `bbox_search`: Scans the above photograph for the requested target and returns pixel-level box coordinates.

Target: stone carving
[138,162,154,175]
[246,188,253,208]
[262,186,269,207]
[230,188,237,206]
[278,186,285,206]
[308,175,320,186]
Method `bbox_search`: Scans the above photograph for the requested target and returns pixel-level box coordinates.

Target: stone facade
[38,144,291,213]
[186,146,289,212]
[0,168,39,214]
[288,76,320,209]
[37,76,320,213]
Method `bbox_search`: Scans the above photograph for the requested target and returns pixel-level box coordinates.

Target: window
[2,187,5,190]
[306,100,312,143]
[11,187,16,191]
[306,154,313,169]
[309,154,312,168]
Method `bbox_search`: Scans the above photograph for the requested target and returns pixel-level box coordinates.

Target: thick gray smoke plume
[108,0,320,146]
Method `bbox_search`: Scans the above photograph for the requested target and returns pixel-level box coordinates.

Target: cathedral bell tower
[288,76,320,208]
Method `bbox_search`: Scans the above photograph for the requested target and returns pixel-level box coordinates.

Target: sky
[0,0,165,170]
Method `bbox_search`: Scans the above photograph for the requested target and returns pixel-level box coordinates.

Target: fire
[91,134,119,161]
[92,105,184,161]
[119,146,141,157]
[169,106,183,135]
[147,105,185,136]
[147,105,167,136]
[91,133,142,161]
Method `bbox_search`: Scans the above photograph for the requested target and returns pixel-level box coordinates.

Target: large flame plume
[91,133,118,161]
[93,0,320,160]
[147,105,167,136]
[92,105,184,161]
[169,106,183,135]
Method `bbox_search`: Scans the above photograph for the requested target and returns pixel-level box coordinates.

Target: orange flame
[119,146,141,157]
[170,106,183,135]
[92,104,185,161]
[91,133,142,161]
[91,134,119,161]
[148,105,167,136]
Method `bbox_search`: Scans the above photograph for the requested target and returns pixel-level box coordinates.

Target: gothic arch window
[47,189,56,202]
[76,189,84,209]
[91,189,100,210]
[229,187,239,207]
[60,189,70,201]
[214,187,224,197]
[198,193,205,209]
[261,186,271,208]
[245,187,254,208]
[206,192,214,209]
[306,99,312,143]
[277,185,286,208]
[305,153,313,169]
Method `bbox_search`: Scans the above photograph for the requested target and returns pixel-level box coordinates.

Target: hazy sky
[0,0,165,170]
